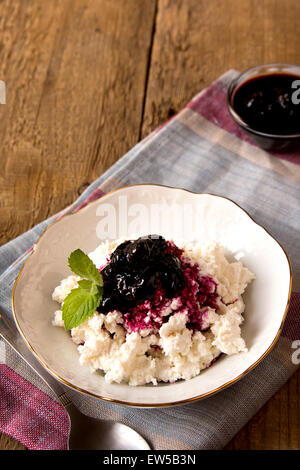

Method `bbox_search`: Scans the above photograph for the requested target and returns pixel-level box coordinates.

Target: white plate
[12,185,292,407]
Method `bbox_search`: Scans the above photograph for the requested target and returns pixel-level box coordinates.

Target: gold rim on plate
[12,184,293,407]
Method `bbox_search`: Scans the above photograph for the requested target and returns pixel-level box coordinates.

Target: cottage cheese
[52,240,255,386]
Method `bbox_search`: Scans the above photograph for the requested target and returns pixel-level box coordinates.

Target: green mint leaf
[62,287,102,330]
[77,279,94,290]
[78,279,103,296]
[62,249,104,329]
[68,249,103,286]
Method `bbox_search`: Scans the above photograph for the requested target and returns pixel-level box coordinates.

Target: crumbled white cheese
[52,275,80,304]
[211,298,248,354]
[52,310,64,327]
[52,239,254,386]
[178,241,255,304]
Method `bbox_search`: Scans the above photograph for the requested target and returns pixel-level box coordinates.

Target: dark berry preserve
[232,73,300,135]
[98,235,185,314]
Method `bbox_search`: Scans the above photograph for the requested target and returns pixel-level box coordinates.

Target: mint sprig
[62,249,103,330]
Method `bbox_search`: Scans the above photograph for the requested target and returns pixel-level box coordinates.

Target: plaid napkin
[0,70,299,450]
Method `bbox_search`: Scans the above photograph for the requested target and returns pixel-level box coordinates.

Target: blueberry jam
[97,236,220,335]
[123,255,219,333]
[98,235,185,314]
[232,73,300,135]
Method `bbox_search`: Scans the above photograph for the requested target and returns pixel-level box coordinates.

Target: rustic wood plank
[0,433,25,450]
[142,0,300,450]
[0,0,156,245]
[141,0,300,136]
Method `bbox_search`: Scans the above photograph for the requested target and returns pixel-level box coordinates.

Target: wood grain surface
[0,0,299,450]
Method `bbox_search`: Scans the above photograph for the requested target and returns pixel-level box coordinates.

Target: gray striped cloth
[0,70,299,450]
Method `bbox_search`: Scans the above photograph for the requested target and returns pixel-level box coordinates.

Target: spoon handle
[0,312,72,408]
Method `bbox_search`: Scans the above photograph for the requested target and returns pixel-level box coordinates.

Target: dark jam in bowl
[99,235,185,314]
[232,73,300,136]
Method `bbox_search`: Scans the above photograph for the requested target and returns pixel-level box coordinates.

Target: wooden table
[0,0,299,450]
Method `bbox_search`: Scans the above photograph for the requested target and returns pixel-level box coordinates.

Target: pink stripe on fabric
[74,188,106,212]
[281,292,300,341]
[187,81,300,166]
[0,365,69,449]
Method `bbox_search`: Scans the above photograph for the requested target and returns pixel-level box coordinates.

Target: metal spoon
[0,312,150,450]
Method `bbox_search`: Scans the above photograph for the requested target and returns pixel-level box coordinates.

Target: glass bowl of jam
[227,64,300,151]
